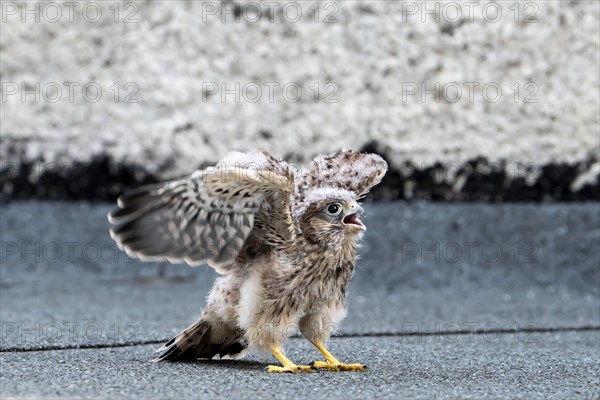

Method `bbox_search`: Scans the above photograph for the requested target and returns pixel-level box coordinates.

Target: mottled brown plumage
[108,149,387,372]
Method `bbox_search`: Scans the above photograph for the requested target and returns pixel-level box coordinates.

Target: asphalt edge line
[2,152,599,202]
[1,325,598,353]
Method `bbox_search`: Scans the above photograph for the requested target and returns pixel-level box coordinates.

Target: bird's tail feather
[153,319,247,362]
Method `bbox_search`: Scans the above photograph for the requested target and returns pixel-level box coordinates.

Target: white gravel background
[1,1,599,178]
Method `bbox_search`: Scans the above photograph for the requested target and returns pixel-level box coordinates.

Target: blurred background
[0,1,599,398]
[1,0,598,201]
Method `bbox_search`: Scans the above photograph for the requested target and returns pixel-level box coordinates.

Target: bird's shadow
[172,358,267,371]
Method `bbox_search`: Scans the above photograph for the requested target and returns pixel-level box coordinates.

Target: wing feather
[292,149,388,219]
[108,151,294,273]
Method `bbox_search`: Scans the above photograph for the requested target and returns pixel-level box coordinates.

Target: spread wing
[108,151,294,274]
[293,149,388,219]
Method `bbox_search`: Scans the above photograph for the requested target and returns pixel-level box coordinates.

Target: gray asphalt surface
[1,333,598,399]
[1,201,599,398]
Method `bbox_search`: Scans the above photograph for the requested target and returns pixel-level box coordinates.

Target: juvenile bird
[108,149,387,372]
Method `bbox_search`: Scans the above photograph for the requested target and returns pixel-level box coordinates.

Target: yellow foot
[266,364,316,373]
[310,360,367,372]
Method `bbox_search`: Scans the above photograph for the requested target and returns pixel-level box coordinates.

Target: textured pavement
[1,201,599,398]
[2,332,599,400]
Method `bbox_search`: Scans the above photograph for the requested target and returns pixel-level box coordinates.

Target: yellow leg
[310,341,367,372]
[266,347,315,373]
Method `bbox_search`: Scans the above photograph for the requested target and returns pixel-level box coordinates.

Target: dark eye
[325,203,342,216]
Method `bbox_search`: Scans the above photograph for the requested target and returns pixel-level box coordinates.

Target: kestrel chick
[109,149,387,373]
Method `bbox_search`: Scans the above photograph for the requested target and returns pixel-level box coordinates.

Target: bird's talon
[311,360,366,372]
[339,363,367,372]
[266,365,294,373]
[266,364,314,373]
[298,364,316,373]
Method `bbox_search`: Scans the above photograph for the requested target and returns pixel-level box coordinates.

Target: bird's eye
[325,203,342,216]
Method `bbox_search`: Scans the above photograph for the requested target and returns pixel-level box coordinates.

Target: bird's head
[292,149,388,247]
[297,189,366,246]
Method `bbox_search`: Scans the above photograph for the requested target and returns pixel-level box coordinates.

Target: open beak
[342,205,366,231]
